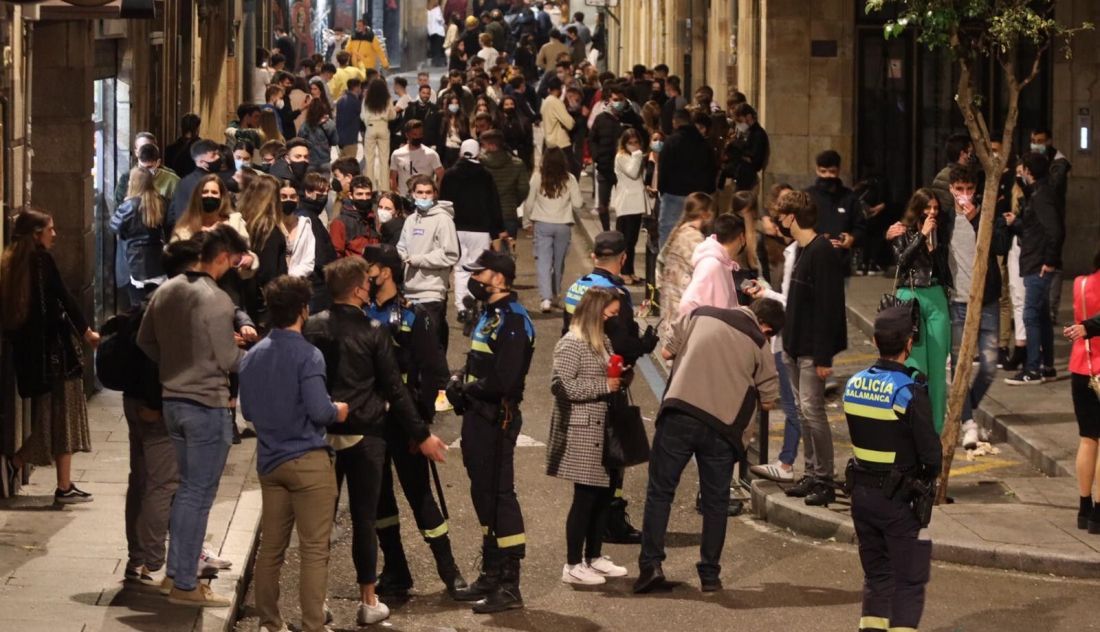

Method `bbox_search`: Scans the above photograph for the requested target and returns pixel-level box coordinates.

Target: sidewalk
[0,390,262,632]
[571,206,1100,578]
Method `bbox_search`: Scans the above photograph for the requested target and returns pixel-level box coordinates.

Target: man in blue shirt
[239,275,348,632]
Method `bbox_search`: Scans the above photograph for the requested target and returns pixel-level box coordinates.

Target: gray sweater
[137,271,244,408]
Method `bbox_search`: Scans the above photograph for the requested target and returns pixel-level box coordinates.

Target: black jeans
[416,300,449,354]
[596,169,615,231]
[565,483,613,565]
[615,214,642,276]
[639,409,736,580]
[336,436,388,585]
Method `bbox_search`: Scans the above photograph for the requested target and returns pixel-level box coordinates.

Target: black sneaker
[804,481,836,507]
[1040,367,1058,383]
[997,346,1009,369]
[55,484,93,504]
[784,476,817,498]
[1004,370,1043,386]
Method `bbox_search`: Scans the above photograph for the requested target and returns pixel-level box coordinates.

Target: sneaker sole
[590,569,628,578]
[54,496,94,504]
[166,597,231,607]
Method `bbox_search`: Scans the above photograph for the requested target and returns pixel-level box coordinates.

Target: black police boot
[429,535,469,599]
[452,551,500,602]
[1088,504,1100,535]
[604,498,642,544]
[784,475,817,498]
[375,527,413,596]
[804,480,836,507]
[472,556,523,614]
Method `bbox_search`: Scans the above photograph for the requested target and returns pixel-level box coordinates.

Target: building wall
[1053,0,1100,274]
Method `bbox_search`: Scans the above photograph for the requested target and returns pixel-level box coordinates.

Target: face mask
[201,197,221,213]
[415,198,435,212]
[352,198,374,213]
[818,176,841,190]
[611,100,626,112]
[1015,175,1029,190]
[281,199,298,215]
[377,208,394,224]
[330,178,342,193]
[289,161,310,180]
[735,122,749,133]
[448,104,460,113]
[503,107,515,115]
[146,167,159,177]
[234,158,248,171]
[651,140,664,153]
[1030,143,1046,154]
[408,137,422,148]
[205,157,223,172]
[276,99,285,109]
[777,218,793,239]
[365,274,382,301]
[467,278,493,302]
[303,196,326,212]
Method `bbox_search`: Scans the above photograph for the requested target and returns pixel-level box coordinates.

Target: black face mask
[205,158,223,173]
[289,161,310,179]
[408,138,422,148]
[352,198,374,213]
[1015,176,1029,191]
[201,197,221,213]
[302,196,326,213]
[281,200,298,215]
[330,178,342,192]
[817,176,842,191]
[777,221,793,239]
[366,274,382,301]
[467,278,493,302]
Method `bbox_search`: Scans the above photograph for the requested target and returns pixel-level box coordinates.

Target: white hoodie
[397,200,460,303]
[678,235,740,318]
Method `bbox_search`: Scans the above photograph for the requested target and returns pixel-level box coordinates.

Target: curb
[844,303,1073,478]
[202,460,264,631]
[750,479,1100,579]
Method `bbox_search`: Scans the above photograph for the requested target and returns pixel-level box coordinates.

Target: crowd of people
[1,3,1098,632]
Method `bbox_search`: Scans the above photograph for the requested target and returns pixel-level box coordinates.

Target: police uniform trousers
[461,401,526,560]
[375,422,449,555]
[851,483,932,632]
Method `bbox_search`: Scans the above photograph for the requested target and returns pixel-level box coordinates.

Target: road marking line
[449,434,546,448]
[948,458,1018,477]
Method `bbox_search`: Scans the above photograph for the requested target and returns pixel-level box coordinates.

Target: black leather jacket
[303,304,430,442]
[893,228,951,289]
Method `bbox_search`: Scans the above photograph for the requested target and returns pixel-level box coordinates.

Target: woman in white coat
[609,129,647,285]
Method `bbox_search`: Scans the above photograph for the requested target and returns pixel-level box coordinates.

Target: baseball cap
[363,243,404,284]
[874,305,914,350]
[593,231,627,257]
[459,138,481,162]
[462,249,516,283]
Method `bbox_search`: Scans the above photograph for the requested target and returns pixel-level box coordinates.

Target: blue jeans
[639,409,736,580]
[163,400,232,590]
[657,193,687,249]
[775,351,802,466]
[949,302,1000,421]
[1023,273,1054,372]
[533,221,572,302]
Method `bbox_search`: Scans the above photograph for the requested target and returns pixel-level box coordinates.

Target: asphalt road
[234,226,1100,632]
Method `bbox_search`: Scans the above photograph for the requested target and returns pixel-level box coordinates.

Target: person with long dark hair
[893,187,952,434]
[526,147,583,312]
[437,94,471,168]
[547,287,629,584]
[1,210,100,504]
[361,78,396,188]
[298,97,339,175]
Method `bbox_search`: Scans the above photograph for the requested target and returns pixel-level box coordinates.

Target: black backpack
[95,307,145,392]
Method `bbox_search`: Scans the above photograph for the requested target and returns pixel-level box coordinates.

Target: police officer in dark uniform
[843,305,942,632]
[446,250,536,613]
[562,231,659,544]
[361,244,468,599]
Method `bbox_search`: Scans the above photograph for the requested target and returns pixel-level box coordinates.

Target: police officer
[361,244,468,599]
[562,231,658,544]
[446,250,536,613]
[843,305,942,632]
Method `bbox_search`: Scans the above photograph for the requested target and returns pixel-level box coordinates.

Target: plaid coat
[546,332,613,488]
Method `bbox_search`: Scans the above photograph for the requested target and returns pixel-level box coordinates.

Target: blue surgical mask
[448,104,460,114]
[414,198,435,212]
[1029,142,1046,154]
[651,141,664,153]
[612,100,626,112]
[234,158,248,171]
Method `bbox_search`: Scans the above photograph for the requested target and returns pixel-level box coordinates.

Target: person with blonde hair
[656,192,714,348]
[111,166,169,302]
[547,286,629,585]
[2,209,100,504]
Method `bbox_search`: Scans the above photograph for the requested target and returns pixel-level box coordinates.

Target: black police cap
[462,249,516,283]
[874,305,914,344]
[593,230,627,256]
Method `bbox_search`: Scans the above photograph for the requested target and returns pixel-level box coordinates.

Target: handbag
[603,389,650,468]
[879,261,921,343]
[38,260,83,383]
[1080,277,1100,396]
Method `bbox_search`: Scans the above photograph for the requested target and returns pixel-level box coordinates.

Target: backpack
[95,307,145,392]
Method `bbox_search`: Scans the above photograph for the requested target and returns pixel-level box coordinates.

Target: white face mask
[735,122,749,133]
[276,99,285,109]
[377,208,394,224]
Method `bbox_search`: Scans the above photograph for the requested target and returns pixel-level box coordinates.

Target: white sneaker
[561,563,606,585]
[586,556,628,577]
[961,420,980,450]
[749,461,795,482]
[540,299,553,313]
[434,389,453,412]
[200,547,232,570]
[357,599,390,625]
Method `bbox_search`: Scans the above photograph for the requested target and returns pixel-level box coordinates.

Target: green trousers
[896,285,951,434]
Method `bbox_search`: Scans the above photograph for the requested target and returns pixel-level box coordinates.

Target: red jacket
[1070,271,1100,376]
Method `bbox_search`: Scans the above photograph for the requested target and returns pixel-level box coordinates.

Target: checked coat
[546,332,615,488]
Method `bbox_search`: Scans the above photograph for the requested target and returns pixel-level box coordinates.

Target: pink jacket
[678,235,740,318]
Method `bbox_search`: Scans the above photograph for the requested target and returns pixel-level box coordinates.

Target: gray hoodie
[397,200,460,303]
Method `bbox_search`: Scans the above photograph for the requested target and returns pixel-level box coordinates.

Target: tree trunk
[935,52,1022,504]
